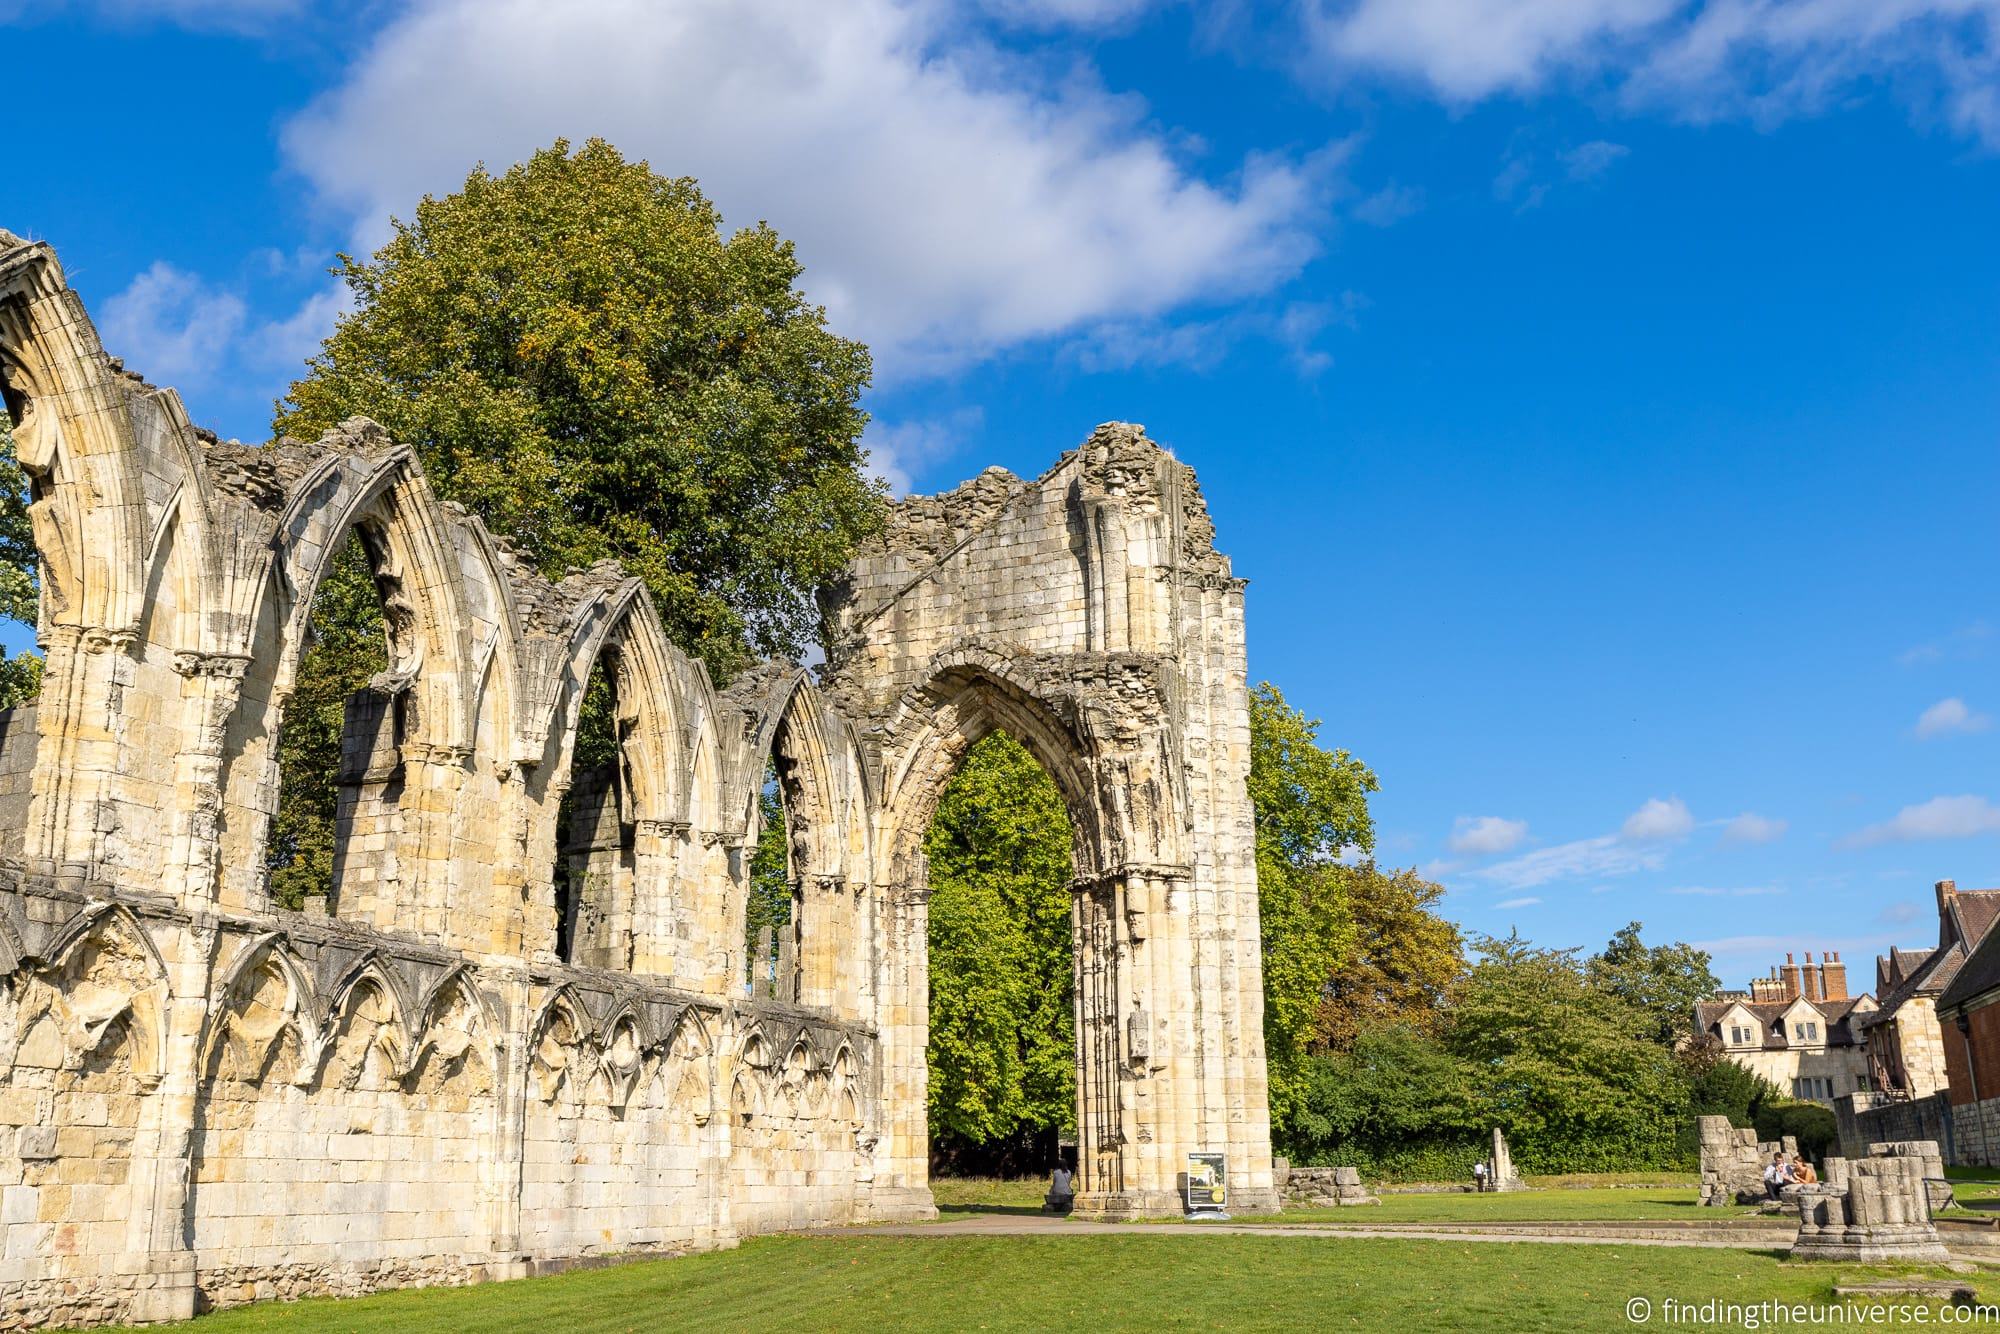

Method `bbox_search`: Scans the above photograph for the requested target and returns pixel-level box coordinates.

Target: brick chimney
[1939,878,1959,919]
[1821,950,1848,1001]
[1802,951,1821,1001]
[1780,952,1803,1002]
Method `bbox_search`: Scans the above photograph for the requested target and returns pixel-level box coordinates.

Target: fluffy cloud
[280,0,1338,376]
[1844,794,2000,847]
[1474,794,1692,888]
[862,408,986,496]
[1496,895,1542,908]
[1448,815,1530,855]
[1916,696,1992,739]
[99,262,246,386]
[1720,811,1788,845]
[1622,795,1694,840]
[1303,0,2000,148]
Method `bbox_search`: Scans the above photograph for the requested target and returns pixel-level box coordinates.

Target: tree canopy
[1246,682,1378,1136]
[267,140,885,904]
[275,137,883,677]
[1585,920,1720,1048]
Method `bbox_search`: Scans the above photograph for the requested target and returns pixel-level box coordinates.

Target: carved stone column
[166,651,249,905]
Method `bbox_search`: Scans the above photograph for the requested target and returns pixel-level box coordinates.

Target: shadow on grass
[937,1204,1054,1217]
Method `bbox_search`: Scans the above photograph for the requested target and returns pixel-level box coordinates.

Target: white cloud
[1899,621,1993,666]
[1844,794,2000,847]
[1477,832,1670,888]
[1352,182,1425,225]
[1622,795,1694,841]
[1562,139,1630,179]
[1720,811,1788,845]
[1303,0,2000,149]
[982,0,1153,26]
[1495,895,1542,908]
[1916,696,1992,739]
[1448,814,1529,855]
[280,0,1339,377]
[863,407,986,496]
[99,262,246,387]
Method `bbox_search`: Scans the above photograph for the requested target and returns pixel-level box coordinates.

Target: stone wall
[1835,1091,1957,1164]
[0,230,1276,1324]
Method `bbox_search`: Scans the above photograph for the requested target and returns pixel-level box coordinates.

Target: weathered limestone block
[1870,1139,1953,1212]
[1790,1145,1950,1263]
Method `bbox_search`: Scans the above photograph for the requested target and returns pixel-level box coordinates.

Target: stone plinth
[1790,1148,1951,1263]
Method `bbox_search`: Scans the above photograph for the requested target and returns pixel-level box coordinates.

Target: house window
[1730,1025,1753,1046]
[1794,1021,1819,1042]
[1792,1077,1831,1100]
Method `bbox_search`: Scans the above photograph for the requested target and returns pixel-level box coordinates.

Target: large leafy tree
[925,732,1076,1156]
[1446,932,1684,1169]
[267,140,883,901]
[1246,682,1378,1138]
[1585,921,1720,1049]
[274,138,881,676]
[0,420,41,708]
[1316,861,1464,1051]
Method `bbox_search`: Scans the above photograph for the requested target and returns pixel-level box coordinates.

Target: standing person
[1473,1160,1489,1193]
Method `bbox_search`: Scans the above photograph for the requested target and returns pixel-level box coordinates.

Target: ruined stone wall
[822,424,1276,1219]
[0,229,1275,1325]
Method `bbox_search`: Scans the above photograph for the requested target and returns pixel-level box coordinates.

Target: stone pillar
[164,652,249,905]
[868,879,936,1221]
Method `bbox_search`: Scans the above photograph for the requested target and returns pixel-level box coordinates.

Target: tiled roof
[1940,918,2000,1013]
[1868,890,2000,1027]
[1695,995,1872,1050]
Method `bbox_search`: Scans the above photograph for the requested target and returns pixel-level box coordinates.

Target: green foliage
[1246,682,1377,1141]
[925,732,1075,1148]
[1754,1101,1839,1162]
[745,764,792,972]
[1316,861,1463,1050]
[1586,921,1720,1048]
[1681,1039,1785,1125]
[0,418,42,706]
[1285,1026,1484,1172]
[265,540,388,909]
[268,140,885,909]
[1447,932,1686,1171]
[274,138,883,679]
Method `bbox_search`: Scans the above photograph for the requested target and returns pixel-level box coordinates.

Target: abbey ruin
[0,231,1276,1326]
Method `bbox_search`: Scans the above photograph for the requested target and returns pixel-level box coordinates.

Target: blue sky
[6,0,1999,989]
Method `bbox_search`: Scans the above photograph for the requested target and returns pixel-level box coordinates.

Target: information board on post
[1184,1150,1228,1220]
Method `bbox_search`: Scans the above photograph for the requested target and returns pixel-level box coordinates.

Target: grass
[930,1176,1051,1214]
[1275,1186,1763,1225]
[161,1233,1995,1333]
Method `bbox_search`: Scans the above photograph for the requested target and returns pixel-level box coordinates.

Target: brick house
[1858,881,2000,1101]
[1694,951,1876,1103]
[1933,909,2000,1165]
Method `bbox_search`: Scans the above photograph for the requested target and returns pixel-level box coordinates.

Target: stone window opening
[745,756,795,1000]
[552,652,636,969]
[267,528,407,917]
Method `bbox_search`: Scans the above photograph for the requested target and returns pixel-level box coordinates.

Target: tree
[1246,682,1378,1139]
[1586,921,1720,1049]
[274,138,882,678]
[1316,862,1464,1051]
[1286,1026,1485,1174]
[745,762,792,975]
[0,419,42,708]
[1446,932,1685,1171]
[924,732,1075,1161]
[267,139,884,901]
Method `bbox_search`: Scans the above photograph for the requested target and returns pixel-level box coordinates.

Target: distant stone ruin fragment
[0,231,1276,1326]
[1696,1115,1798,1206]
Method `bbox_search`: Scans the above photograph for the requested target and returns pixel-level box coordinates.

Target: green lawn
[1278,1185,1760,1224]
[164,1234,1992,1333]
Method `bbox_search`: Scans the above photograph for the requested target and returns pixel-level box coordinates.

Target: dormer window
[1793,1021,1819,1042]
[1729,1024,1753,1045]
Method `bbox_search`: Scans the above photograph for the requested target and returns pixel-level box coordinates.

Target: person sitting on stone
[1763,1155,1784,1200]
[1793,1156,1817,1185]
